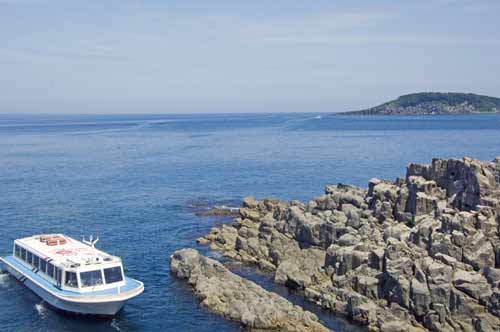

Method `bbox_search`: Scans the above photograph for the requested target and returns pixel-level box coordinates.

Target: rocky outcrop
[198,157,500,332]
[170,249,329,332]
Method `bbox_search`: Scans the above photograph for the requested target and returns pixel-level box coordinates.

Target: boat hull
[1,257,143,317]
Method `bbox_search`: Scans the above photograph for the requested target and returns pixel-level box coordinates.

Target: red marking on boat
[55,249,77,256]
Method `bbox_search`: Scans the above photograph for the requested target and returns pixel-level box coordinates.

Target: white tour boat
[0,234,144,316]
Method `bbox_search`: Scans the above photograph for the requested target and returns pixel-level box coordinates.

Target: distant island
[339,92,500,115]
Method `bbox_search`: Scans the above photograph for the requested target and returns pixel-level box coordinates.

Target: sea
[0,113,499,332]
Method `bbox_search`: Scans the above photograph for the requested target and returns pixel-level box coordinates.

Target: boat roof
[15,234,121,269]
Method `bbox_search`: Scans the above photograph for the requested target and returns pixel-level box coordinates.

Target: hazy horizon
[1,0,499,114]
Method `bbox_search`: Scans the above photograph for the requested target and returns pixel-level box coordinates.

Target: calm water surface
[0,113,499,332]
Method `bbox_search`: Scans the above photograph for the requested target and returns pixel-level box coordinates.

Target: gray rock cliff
[198,156,500,332]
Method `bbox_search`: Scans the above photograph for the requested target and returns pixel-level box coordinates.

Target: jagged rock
[429,233,461,261]
[384,223,411,241]
[406,176,443,216]
[325,245,369,275]
[407,157,500,211]
[453,270,492,301]
[369,249,384,271]
[337,233,360,246]
[295,212,330,247]
[409,217,440,249]
[410,278,431,317]
[275,260,309,289]
[423,258,453,309]
[329,210,348,223]
[483,266,500,287]
[198,156,500,332]
[353,274,379,300]
[274,248,325,289]
[243,196,259,208]
[462,231,495,270]
[170,249,329,332]
[240,208,261,222]
[489,290,500,315]
[368,178,381,197]
[346,292,376,325]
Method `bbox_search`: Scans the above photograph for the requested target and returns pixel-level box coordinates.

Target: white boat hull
[1,257,143,317]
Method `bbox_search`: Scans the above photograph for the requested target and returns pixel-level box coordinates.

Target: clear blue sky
[1,0,499,114]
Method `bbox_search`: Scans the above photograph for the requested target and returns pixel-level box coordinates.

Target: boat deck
[16,234,118,267]
[2,255,142,297]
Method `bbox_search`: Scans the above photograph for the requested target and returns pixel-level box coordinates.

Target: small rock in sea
[195,206,240,217]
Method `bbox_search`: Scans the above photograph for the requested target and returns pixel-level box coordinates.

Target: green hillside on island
[340,92,500,115]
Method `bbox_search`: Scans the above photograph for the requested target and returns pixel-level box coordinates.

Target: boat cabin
[12,234,125,293]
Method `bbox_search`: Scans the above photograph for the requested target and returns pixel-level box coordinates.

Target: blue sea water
[0,113,499,332]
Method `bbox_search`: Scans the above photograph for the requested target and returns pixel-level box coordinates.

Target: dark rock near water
[187,200,241,217]
[195,206,240,217]
[198,156,500,332]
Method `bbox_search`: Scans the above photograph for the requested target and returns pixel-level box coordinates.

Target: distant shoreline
[339,92,500,116]
[335,110,500,116]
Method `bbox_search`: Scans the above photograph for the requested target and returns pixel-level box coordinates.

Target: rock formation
[198,157,500,332]
[170,248,329,332]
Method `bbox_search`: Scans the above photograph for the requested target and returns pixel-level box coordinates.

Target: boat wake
[111,319,122,331]
[0,272,10,287]
[71,119,177,135]
[35,302,47,318]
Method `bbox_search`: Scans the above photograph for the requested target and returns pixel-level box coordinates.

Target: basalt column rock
[198,157,500,332]
[170,249,329,332]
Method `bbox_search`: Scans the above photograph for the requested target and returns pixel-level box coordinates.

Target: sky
[1,0,499,114]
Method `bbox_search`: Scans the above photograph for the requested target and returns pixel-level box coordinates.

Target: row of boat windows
[14,244,123,288]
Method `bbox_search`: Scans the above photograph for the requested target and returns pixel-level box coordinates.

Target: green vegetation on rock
[340,92,500,115]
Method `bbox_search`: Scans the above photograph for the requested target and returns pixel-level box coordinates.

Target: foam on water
[213,205,239,211]
[111,319,122,331]
[0,272,10,287]
[35,302,47,318]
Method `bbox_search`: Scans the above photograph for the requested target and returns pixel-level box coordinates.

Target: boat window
[15,244,21,258]
[21,247,26,261]
[56,268,62,285]
[40,259,47,273]
[47,263,55,278]
[27,251,33,265]
[33,255,40,269]
[65,271,78,288]
[80,270,103,287]
[104,266,123,284]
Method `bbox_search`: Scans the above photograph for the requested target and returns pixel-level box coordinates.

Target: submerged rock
[170,249,329,332]
[195,206,240,217]
[198,157,500,332]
